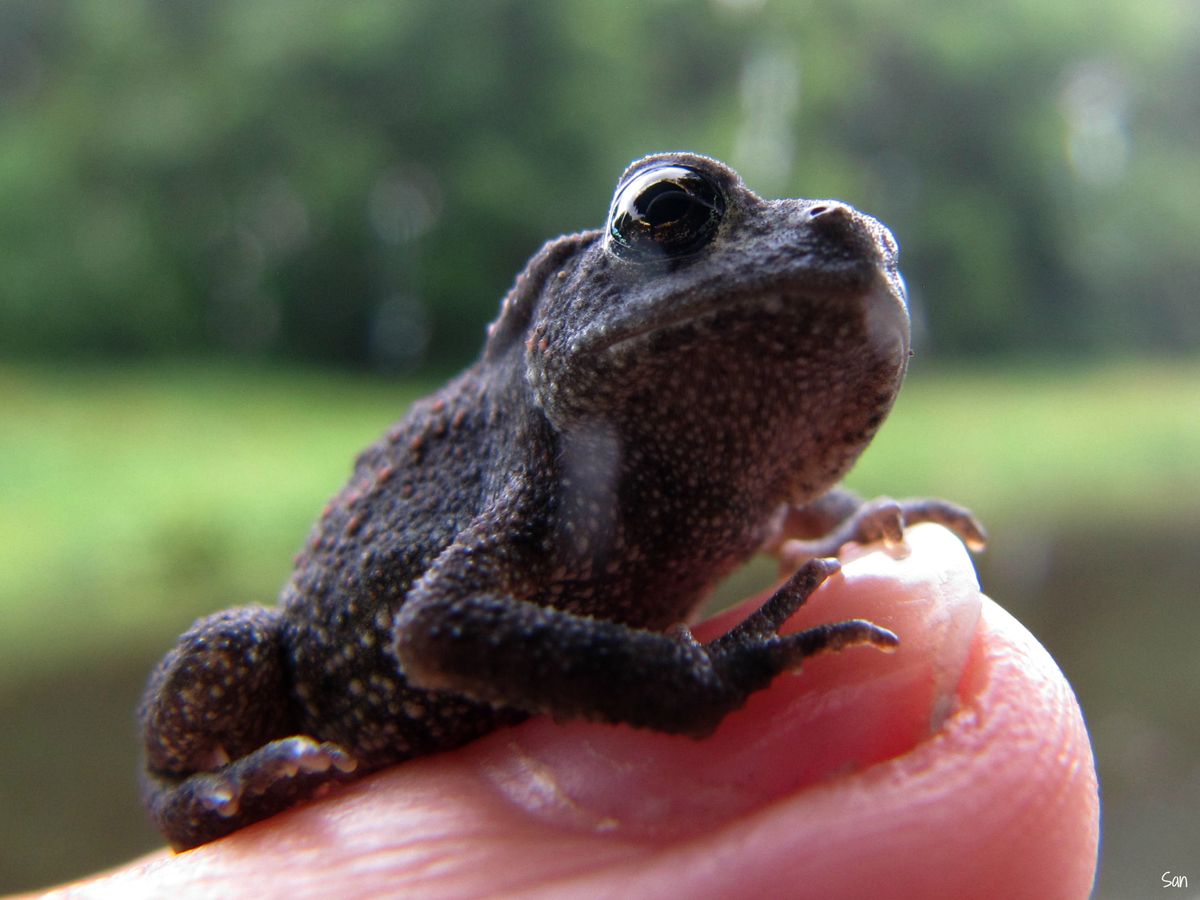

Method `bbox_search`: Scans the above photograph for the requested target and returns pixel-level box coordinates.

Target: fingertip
[666,594,1099,900]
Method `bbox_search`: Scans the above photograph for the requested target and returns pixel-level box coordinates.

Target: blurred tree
[0,0,1195,369]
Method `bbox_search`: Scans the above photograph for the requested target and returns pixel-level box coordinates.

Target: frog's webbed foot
[139,605,359,850]
[396,554,894,739]
[776,495,986,571]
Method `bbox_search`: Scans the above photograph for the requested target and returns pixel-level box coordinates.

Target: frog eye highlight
[608,164,726,262]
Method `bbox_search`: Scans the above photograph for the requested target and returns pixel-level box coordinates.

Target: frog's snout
[803,201,888,264]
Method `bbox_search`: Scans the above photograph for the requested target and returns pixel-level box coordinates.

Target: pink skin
[40,525,1098,899]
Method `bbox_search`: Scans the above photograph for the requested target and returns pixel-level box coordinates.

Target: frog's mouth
[597,276,909,363]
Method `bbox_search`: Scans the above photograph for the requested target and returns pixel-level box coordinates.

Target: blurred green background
[1,0,1197,894]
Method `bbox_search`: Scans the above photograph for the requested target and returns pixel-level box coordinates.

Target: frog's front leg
[139,606,357,850]
[395,548,895,738]
[767,487,986,570]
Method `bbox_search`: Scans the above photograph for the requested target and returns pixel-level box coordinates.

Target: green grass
[2,358,1198,678]
[0,362,429,678]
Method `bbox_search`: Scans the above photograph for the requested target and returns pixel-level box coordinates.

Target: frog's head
[507,153,913,503]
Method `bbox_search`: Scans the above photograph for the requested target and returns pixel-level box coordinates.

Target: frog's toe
[193,771,241,817]
[264,735,359,778]
[897,498,988,552]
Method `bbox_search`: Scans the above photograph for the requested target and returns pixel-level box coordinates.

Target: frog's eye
[607,164,726,262]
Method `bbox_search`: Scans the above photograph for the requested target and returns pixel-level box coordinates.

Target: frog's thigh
[139,605,360,849]
[140,605,294,777]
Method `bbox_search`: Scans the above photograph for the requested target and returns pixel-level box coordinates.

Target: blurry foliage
[0,0,1196,370]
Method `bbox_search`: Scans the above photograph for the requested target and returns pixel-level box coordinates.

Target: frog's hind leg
[139,605,358,850]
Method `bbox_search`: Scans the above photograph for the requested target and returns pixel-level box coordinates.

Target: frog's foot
[705,557,898,706]
[143,736,359,851]
[777,496,986,570]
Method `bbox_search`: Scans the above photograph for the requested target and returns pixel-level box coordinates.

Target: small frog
[140,152,984,850]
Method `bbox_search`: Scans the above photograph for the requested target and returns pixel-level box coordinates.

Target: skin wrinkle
[322,803,644,899]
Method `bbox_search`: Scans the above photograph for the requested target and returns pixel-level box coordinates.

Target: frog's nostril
[808,203,852,224]
[807,203,860,241]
